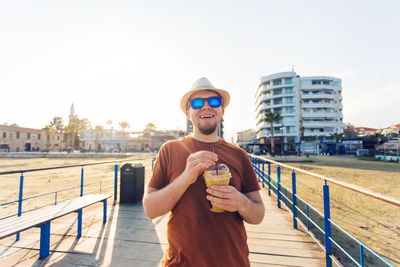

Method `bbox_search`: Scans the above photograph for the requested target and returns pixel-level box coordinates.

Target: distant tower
[69,103,77,122]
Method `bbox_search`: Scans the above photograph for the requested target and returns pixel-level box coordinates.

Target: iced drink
[204,163,231,212]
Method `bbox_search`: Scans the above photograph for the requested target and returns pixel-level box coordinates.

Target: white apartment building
[255,72,343,153]
[300,76,343,138]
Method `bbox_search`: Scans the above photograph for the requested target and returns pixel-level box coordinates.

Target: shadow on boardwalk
[0,191,326,266]
[0,201,165,266]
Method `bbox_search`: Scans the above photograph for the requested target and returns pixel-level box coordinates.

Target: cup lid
[204,163,229,174]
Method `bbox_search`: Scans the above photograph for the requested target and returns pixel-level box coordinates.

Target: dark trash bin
[120,162,145,203]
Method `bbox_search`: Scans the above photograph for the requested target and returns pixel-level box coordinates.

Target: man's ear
[185,110,190,119]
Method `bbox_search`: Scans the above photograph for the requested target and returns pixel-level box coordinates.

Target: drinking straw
[213,146,218,174]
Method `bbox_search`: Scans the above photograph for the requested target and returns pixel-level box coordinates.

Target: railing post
[256,158,259,177]
[360,245,364,267]
[284,188,287,206]
[277,166,281,208]
[306,204,310,231]
[268,162,271,196]
[323,181,332,267]
[54,192,57,205]
[262,161,265,188]
[16,172,24,241]
[114,164,118,201]
[255,158,259,182]
[292,170,297,229]
[80,166,84,197]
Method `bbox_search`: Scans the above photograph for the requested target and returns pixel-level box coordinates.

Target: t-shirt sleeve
[241,151,261,193]
[148,143,169,189]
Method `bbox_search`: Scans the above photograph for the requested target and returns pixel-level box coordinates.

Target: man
[143,77,265,266]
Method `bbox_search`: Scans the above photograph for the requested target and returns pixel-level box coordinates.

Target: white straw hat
[180,77,230,113]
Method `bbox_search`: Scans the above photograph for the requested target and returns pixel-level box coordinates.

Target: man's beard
[197,121,218,135]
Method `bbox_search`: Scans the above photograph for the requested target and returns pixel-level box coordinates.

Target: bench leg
[77,209,82,239]
[103,199,107,224]
[39,222,51,259]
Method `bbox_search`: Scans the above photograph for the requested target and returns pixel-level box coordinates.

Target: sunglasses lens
[191,98,204,109]
[208,97,221,108]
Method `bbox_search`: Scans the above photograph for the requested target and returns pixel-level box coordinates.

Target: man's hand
[206,186,265,224]
[206,185,247,212]
[181,151,218,185]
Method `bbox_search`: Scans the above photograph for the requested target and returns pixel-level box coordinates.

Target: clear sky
[1,0,399,142]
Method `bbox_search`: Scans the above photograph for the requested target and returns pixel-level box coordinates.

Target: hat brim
[180,88,230,113]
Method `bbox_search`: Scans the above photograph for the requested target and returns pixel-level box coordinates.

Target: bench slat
[0,194,110,239]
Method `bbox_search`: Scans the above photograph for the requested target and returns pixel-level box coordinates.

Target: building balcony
[257,131,298,139]
[301,93,335,100]
[300,84,339,90]
[257,112,297,124]
[303,131,332,137]
[302,103,335,108]
[302,121,336,128]
[302,112,337,118]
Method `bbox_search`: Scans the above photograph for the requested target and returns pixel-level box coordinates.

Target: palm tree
[262,111,282,156]
[119,121,130,152]
[144,122,156,137]
[330,133,344,155]
[93,125,105,152]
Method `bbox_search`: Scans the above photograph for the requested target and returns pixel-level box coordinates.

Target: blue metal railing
[0,160,125,241]
[250,155,399,267]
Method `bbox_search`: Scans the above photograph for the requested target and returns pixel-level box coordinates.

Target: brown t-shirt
[149,136,260,267]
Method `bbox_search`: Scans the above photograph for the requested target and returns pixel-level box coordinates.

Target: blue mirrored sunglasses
[190,97,222,109]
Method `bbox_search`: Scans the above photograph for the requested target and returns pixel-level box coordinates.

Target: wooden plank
[246,189,326,266]
[0,194,110,239]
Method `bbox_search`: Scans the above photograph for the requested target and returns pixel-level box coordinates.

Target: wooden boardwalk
[0,189,326,266]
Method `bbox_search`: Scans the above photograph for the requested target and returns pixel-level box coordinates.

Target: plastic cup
[203,163,231,212]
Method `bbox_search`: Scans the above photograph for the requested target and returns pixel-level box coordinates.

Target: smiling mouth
[200,115,215,119]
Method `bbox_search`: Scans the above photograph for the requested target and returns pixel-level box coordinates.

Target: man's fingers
[190,151,218,162]
[208,185,235,193]
[206,187,234,199]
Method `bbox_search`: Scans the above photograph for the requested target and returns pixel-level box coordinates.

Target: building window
[273,98,282,105]
[27,132,31,139]
[323,80,331,85]
[285,107,294,113]
[333,81,340,86]
[2,132,6,138]
[301,80,311,86]
[283,117,296,124]
[16,132,20,138]
[284,78,292,84]
[284,87,293,94]
[57,136,59,141]
[38,134,41,140]
[285,97,293,104]
[272,79,282,86]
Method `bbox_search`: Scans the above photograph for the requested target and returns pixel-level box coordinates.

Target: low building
[236,129,259,153]
[79,128,186,152]
[382,124,400,137]
[354,127,380,136]
[0,125,63,152]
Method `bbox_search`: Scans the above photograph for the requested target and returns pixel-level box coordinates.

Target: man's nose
[201,100,211,110]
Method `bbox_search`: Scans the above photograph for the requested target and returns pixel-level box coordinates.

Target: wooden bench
[0,194,111,259]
